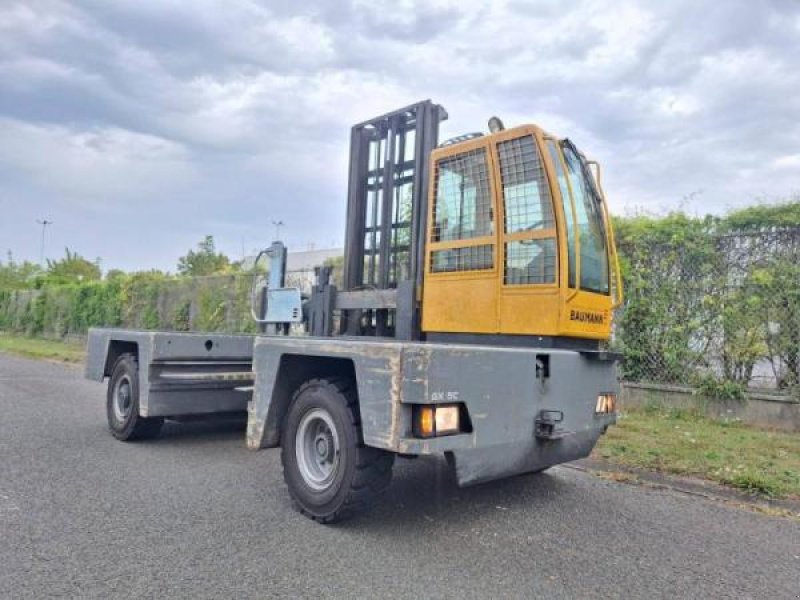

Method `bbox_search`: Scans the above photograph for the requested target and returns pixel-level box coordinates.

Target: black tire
[106,353,163,441]
[281,377,394,523]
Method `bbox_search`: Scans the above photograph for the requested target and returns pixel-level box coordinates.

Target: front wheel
[281,378,394,523]
[106,353,163,441]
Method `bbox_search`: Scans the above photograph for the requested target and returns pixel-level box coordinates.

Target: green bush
[693,374,747,403]
[614,202,800,390]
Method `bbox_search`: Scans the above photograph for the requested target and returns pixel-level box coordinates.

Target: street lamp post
[272,220,284,242]
[36,219,53,266]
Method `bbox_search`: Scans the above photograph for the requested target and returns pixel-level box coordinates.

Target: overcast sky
[1,0,799,272]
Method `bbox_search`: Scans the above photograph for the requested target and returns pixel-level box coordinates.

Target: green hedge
[0,273,258,338]
[613,205,800,391]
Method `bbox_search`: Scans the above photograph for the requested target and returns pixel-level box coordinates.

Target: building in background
[242,247,342,293]
[286,248,343,293]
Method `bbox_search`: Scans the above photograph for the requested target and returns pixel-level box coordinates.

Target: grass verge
[0,332,85,363]
[595,405,800,499]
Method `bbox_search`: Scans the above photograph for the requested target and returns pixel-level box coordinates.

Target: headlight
[595,393,617,415]
[414,404,462,438]
[435,406,460,435]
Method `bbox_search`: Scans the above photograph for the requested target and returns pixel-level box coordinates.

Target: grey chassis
[86,328,617,487]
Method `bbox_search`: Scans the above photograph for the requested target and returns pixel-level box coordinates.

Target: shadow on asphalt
[133,417,579,526]
[153,417,248,444]
[348,456,578,530]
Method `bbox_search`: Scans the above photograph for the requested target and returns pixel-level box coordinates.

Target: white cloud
[0,118,196,204]
[773,154,800,169]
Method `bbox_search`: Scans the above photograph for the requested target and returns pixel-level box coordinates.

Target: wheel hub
[113,375,133,421]
[317,434,333,462]
[296,408,340,491]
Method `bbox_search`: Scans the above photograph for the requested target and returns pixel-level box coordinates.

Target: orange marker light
[595,393,617,414]
[419,406,435,437]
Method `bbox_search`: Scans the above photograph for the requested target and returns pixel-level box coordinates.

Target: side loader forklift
[85,100,623,522]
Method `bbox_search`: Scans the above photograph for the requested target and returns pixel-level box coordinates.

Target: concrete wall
[619,382,800,432]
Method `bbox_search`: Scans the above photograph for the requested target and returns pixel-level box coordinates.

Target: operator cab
[421,122,622,342]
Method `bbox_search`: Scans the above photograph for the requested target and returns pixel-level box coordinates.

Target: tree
[323,255,345,287]
[45,248,101,284]
[723,199,800,231]
[177,235,231,276]
[0,252,41,289]
[105,269,126,282]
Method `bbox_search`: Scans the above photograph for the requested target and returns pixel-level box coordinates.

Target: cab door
[547,139,614,339]
[421,139,499,333]
[494,130,561,335]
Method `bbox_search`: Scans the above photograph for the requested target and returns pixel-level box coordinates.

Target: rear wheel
[106,353,163,441]
[281,378,394,523]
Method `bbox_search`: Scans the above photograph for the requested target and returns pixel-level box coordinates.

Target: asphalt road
[1,354,798,599]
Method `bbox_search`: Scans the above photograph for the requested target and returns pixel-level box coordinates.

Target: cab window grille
[431,149,493,243]
[504,239,556,284]
[431,245,494,273]
[498,136,554,234]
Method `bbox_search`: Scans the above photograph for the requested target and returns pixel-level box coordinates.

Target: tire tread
[108,353,163,441]
[281,376,394,523]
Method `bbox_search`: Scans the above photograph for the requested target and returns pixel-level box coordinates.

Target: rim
[295,407,340,491]
[113,374,133,422]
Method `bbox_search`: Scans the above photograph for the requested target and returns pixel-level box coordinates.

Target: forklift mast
[309,100,447,340]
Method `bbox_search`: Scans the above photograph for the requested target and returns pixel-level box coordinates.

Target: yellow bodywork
[421,125,622,340]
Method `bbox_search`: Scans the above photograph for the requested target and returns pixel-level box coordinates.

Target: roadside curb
[571,458,800,519]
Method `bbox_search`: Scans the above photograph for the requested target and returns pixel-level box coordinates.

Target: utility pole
[272,220,284,241]
[36,219,53,266]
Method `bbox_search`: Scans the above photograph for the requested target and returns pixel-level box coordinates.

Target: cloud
[0,0,798,270]
[0,118,196,205]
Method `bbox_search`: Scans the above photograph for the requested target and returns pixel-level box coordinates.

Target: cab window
[497,135,556,285]
[498,136,554,234]
[430,148,494,272]
[431,149,493,243]
[560,143,610,294]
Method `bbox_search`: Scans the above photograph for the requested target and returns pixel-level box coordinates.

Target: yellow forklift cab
[422,124,622,340]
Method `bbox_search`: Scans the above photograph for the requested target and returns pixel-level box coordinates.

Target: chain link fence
[0,268,319,339]
[615,227,800,393]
